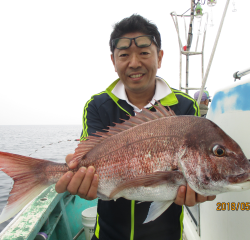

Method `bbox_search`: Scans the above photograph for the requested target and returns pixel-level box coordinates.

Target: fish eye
[212,145,225,157]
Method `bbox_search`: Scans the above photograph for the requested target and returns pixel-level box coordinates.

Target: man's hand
[174,184,216,206]
[55,153,99,200]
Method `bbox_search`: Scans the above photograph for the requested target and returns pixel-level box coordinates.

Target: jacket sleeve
[186,99,200,116]
[80,98,107,140]
[171,89,201,117]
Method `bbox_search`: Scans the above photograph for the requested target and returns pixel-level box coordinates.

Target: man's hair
[109,14,161,54]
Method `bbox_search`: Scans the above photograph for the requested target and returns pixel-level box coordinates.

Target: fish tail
[0,151,68,223]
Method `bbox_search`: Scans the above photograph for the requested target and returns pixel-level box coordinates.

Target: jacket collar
[106,77,178,110]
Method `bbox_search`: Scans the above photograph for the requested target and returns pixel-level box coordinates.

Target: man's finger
[207,195,216,201]
[67,167,87,195]
[174,186,186,206]
[68,159,79,169]
[78,166,96,198]
[55,171,74,193]
[185,184,196,206]
[196,194,207,203]
[85,174,99,200]
[65,153,74,165]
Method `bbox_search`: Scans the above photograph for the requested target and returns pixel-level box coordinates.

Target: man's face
[111,32,163,95]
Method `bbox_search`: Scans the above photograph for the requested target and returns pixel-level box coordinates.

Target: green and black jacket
[80,78,200,240]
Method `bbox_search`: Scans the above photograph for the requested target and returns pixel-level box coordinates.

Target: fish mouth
[225,181,250,192]
[228,173,250,184]
[226,168,250,191]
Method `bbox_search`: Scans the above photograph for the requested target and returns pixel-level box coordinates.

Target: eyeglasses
[111,35,158,50]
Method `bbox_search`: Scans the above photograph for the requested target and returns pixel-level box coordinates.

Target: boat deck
[0,185,97,240]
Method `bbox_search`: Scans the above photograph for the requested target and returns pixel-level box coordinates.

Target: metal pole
[186,0,195,94]
[187,0,195,51]
[179,51,182,90]
[170,12,183,91]
[201,13,208,83]
[186,55,189,94]
[197,0,231,105]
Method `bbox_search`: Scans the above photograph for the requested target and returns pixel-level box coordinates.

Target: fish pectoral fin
[143,201,173,224]
[109,171,184,199]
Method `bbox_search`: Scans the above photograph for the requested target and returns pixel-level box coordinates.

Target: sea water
[0,125,82,232]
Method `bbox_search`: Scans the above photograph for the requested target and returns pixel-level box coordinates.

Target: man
[194,90,211,117]
[55,15,215,240]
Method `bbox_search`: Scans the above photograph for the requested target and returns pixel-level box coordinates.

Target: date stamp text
[216,202,250,211]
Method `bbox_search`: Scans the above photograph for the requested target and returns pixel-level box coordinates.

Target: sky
[0,0,249,125]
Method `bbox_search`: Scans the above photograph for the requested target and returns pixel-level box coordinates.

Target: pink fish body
[0,104,250,224]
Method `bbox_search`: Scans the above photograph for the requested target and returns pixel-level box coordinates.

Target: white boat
[184,69,250,240]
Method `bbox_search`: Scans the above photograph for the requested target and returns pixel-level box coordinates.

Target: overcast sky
[0,0,249,125]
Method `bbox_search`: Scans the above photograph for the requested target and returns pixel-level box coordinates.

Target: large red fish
[0,104,250,224]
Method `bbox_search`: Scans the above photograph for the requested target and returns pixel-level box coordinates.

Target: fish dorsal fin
[72,103,176,163]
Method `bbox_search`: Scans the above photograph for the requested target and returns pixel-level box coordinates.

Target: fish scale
[1,103,250,224]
